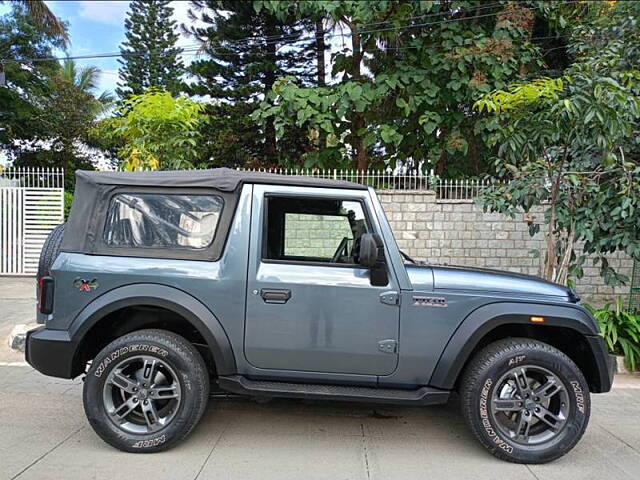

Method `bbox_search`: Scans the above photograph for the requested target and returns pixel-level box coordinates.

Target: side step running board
[217,375,449,406]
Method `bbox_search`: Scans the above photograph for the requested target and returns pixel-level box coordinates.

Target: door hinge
[378,339,398,354]
[379,291,399,306]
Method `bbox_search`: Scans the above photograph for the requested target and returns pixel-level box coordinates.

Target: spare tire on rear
[37,223,65,280]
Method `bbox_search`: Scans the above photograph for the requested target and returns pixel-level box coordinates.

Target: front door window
[264,196,369,265]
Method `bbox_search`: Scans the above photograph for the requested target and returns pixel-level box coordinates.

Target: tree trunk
[435,126,448,175]
[544,148,567,281]
[264,18,277,162]
[315,18,327,150]
[435,151,447,176]
[468,133,479,174]
[347,20,367,171]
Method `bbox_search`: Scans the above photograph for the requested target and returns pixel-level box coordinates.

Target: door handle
[260,288,291,304]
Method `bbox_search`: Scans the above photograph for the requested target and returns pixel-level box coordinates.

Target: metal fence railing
[0,167,65,188]
[0,167,65,275]
[235,168,500,200]
[109,165,501,200]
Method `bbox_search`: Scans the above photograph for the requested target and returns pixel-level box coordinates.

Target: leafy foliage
[117,0,184,99]
[587,298,640,370]
[42,59,114,186]
[475,77,566,114]
[64,190,73,219]
[0,4,62,152]
[255,1,550,173]
[185,0,313,166]
[1,6,111,186]
[476,1,640,286]
[0,0,68,45]
[98,89,207,171]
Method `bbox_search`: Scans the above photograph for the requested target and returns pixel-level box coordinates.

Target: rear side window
[103,193,223,249]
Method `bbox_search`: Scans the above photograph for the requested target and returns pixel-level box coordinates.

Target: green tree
[1,6,113,186]
[185,0,313,166]
[256,0,409,170]
[255,1,592,172]
[117,0,184,99]
[0,0,68,45]
[1,4,62,162]
[99,88,207,171]
[475,1,640,286]
[42,59,114,186]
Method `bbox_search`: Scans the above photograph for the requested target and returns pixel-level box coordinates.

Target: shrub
[586,298,640,370]
[64,191,74,220]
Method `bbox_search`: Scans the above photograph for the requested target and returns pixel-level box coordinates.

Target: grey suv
[27,168,614,463]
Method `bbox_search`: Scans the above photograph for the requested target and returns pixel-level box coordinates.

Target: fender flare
[428,301,599,390]
[68,283,236,375]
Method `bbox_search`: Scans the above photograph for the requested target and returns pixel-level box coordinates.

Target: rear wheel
[460,338,590,463]
[83,329,209,452]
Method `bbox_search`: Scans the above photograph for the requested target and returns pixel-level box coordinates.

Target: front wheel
[460,338,590,463]
[83,329,209,452]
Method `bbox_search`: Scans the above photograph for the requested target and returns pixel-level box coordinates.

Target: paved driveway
[2,278,640,480]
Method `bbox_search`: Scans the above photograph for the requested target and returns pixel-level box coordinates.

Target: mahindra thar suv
[26,168,614,463]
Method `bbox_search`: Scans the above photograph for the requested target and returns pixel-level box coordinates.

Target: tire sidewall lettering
[131,435,166,449]
[479,377,514,454]
[83,330,209,453]
[508,354,526,366]
[94,344,169,378]
[570,380,585,415]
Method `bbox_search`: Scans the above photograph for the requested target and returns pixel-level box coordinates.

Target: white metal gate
[0,168,64,275]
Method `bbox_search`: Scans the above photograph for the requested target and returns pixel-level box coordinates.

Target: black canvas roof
[61,168,366,258]
[75,168,367,191]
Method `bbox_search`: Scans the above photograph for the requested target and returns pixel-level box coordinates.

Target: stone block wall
[377,191,633,307]
[283,213,353,258]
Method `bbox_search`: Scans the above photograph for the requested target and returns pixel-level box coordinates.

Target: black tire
[460,338,590,464]
[37,223,65,280]
[83,329,210,453]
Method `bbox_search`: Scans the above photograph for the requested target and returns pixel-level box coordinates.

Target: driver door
[243,185,400,376]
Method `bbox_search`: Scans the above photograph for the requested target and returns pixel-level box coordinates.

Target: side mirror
[358,233,379,268]
[358,233,388,286]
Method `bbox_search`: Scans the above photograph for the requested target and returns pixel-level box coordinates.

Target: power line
[1,1,581,65]
[203,1,538,51]
[1,2,503,64]
[200,1,509,48]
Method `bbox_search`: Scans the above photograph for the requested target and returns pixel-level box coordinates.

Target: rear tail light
[38,276,54,314]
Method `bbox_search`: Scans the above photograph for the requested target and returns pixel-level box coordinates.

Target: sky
[0,1,204,166]
[28,1,201,95]
[0,0,342,166]
[0,1,345,95]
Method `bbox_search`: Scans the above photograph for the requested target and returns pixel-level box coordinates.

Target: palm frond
[77,66,102,92]
[15,0,69,46]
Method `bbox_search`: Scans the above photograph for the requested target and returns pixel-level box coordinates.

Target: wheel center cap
[138,389,148,400]
[524,399,536,409]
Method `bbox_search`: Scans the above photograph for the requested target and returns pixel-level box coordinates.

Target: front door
[244,185,400,376]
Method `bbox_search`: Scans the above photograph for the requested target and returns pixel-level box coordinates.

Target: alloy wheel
[102,355,182,434]
[490,365,570,446]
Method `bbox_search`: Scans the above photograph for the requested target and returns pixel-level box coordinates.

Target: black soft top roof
[75,168,366,191]
[61,168,365,258]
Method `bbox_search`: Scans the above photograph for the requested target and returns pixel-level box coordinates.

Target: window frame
[97,186,237,261]
[261,193,375,269]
